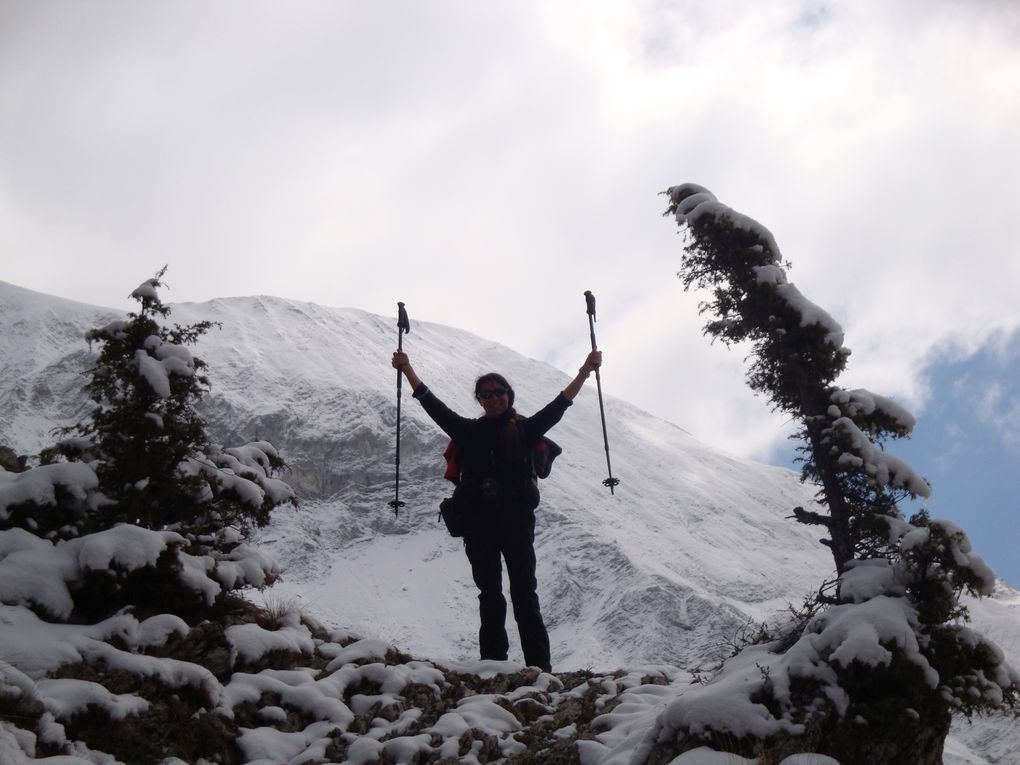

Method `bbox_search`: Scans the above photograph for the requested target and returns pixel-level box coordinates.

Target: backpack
[438,420,562,537]
[441,428,563,485]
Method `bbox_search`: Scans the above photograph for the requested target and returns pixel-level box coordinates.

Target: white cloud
[1,0,1019,462]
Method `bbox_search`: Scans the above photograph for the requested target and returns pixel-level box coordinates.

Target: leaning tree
[652,185,1018,765]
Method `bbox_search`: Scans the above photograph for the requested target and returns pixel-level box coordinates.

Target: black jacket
[414,385,571,494]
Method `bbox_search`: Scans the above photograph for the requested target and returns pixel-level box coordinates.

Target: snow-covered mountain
[2,280,1018,762]
[1,280,840,668]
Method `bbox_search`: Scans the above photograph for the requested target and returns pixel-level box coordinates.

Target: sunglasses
[477,388,509,400]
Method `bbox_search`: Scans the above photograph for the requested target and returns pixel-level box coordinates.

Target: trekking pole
[389,302,411,516]
[584,290,619,494]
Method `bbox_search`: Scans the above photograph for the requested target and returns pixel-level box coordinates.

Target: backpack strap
[533,436,563,480]
[441,421,563,485]
[512,415,562,480]
[442,439,462,485]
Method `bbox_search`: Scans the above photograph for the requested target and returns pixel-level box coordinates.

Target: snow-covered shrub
[0,461,105,540]
[28,267,295,537]
[5,269,297,602]
[0,269,298,762]
[661,185,1018,764]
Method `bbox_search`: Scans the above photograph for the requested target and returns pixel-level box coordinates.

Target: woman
[390,348,602,672]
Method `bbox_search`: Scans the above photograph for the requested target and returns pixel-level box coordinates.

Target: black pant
[463,503,551,672]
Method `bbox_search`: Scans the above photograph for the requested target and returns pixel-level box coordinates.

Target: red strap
[443,439,462,485]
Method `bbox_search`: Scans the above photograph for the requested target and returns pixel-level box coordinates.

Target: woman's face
[476,380,510,418]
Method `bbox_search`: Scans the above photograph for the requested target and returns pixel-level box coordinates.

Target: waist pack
[439,493,468,538]
[438,478,542,537]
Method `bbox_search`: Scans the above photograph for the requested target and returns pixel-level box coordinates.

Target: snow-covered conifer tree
[0,270,297,761]
[38,266,294,539]
[1,269,297,616]
[654,185,1018,765]
[0,269,295,624]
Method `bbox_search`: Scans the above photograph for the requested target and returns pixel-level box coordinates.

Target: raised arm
[562,349,602,402]
[391,350,471,440]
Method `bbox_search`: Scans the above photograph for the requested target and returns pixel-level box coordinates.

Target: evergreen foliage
[662,184,1018,764]
[664,185,900,575]
[0,268,296,621]
[36,266,294,541]
[0,270,300,761]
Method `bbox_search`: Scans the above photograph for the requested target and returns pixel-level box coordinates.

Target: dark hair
[475,372,515,407]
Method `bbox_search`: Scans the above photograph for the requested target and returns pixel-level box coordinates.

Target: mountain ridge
[2,279,1018,763]
[0,278,843,666]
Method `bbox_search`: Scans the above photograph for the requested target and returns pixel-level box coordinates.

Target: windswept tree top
[664,182,931,542]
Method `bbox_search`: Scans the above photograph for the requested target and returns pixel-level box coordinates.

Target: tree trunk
[805,419,853,574]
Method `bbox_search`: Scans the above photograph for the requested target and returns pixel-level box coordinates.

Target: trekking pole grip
[584,290,598,351]
[397,301,410,339]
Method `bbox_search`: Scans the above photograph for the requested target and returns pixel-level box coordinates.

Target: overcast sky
[2,0,1019,582]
